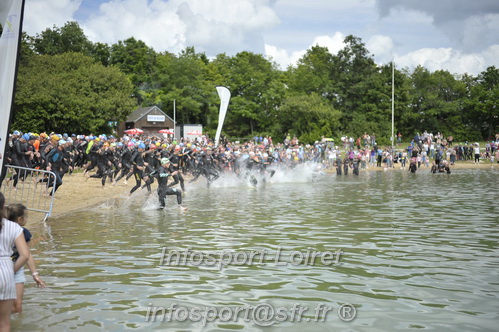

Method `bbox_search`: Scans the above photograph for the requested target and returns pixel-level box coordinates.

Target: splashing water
[189,162,325,189]
[142,192,160,210]
[112,162,326,210]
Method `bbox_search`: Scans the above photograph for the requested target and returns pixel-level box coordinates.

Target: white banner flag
[215,86,230,147]
[0,0,24,179]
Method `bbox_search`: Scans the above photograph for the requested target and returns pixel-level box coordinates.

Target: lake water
[13,166,499,331]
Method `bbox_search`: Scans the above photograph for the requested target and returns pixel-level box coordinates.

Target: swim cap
[138,143,146,149]
[59,139,67,146]
[22,133,30,140]
[161,158,170,164]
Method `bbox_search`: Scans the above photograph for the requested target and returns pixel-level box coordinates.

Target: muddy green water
[13,167,499,331]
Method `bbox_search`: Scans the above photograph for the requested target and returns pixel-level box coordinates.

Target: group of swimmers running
[1,131,324,209]
[3,130,498,208]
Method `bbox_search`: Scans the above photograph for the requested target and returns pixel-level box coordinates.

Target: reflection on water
[13,168,499,331]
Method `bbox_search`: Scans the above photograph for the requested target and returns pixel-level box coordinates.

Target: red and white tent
[124,128,144,135]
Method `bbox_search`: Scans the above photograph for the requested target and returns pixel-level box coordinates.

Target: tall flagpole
[173,99,176,139]
[391,60,395,153]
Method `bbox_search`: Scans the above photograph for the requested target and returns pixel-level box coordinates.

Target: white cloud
[264,44,305,70]
[20,0,499,76]
[394,47,499,75]
[367,35,394,63]
[455,13,499,52]
[24,0,81,34]
[84,0,186,52]
[375,0,499,53]
[82,0,279,55]
[481,45,499,69]
[311,32,346,55]
[267,30,497,76]
[264,32,345,70]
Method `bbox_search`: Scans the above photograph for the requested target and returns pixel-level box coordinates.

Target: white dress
[0,219,23,300]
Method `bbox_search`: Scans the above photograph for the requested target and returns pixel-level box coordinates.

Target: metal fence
[1,165,56,221]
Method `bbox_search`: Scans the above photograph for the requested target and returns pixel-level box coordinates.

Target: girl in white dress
[0,192,30,331]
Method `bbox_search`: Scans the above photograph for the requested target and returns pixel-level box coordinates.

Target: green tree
[407,66,467,138]
[278,93,341,143]
[285,45,335,99]
[212,51,285,137]
[109,37,157,90]
[32,21,93,56]
[465,66,499,140]
[13,53,136,134]
[91,42,112,66]
[331,35,379,135]
[141,47,213,127]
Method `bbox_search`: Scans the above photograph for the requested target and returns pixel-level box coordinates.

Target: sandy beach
[49,172,131,217]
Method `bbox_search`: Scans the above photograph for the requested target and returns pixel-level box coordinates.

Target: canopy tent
[124,128,144,135]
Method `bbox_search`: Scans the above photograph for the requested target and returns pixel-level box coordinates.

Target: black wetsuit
[409,162,417,173]
[111,147,122,180]
[154,165,182,208]
[130,149,145,194]
[11,139,29,187]
[336,156,342,175]
[352,159,359,176]
[115,146,134,183]
[45,147,66,194]
[343,158,349,175]
[89,147,113,186]
[190,153,219,187]
[140,150,159,193]
[167,153,185,191]
[85,142,100,172]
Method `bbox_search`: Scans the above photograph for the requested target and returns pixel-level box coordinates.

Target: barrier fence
[1,165,56,221]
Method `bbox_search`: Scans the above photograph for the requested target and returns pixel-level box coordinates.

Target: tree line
[6,21,498,143]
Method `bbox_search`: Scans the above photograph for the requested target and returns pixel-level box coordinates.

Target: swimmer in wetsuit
[167,147,185,191]
[129,143,147,195]
[153,158,187,211]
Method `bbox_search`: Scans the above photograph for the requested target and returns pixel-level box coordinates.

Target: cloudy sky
[22,0,499,75]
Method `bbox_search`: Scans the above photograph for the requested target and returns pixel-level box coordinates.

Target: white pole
[391,60,395,152]
[173,99,176,139]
